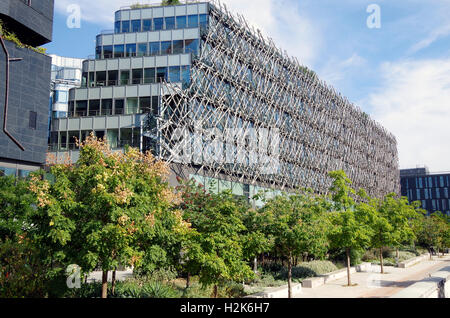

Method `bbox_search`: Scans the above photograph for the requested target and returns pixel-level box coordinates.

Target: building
[49,1,399,206]
[400,167,450,216]
[0,0,54,177]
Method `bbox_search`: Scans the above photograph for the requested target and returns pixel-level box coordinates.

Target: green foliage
[161,0,181,6]
[0,20,46,54]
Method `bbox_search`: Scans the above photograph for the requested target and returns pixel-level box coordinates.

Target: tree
[161,0,181,6]
[261,190,329,297]
[327,171,372,286]
[30,136,185,298]
[177,179,254,297]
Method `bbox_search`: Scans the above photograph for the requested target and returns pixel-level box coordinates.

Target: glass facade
[114,14,208,33]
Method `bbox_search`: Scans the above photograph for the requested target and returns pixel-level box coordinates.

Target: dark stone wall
[0,40,51,165]
[0,0,54,46]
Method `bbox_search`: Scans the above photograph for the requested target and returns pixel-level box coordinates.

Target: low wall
[245,283,302,298]
[391,266,450,298]
[398,253,430,269]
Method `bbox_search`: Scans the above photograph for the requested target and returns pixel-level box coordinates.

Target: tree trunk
[253,257,258,274]
[101,270,108,299]
[396,248,399,259]
[111,270,117,295]
[213,285,218,298]
[346,248,351,286]
[186,272,190,289]
[288,251,293,298]
[380,247,384,274]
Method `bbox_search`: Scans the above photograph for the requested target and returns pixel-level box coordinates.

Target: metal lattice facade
[153,1,400,198]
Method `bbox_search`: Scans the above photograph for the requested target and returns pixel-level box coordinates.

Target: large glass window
[68,131,79,149]
[126,44,137,57]
[149,42,160,56]
[115,99,125,115]
[89,72,95,87]
[154,18,163,30]
[176,16,187,29]
[144,68,156,84]
[122,20,130,33]
[172,40,184,54]
[169,66,181,82]
[107,70,118,86]
[115,21,121,33]
[151,96,159,115]
[120,70,130,85]
[132,69,143,85]
[102,99,113,116]
[138,43,148,56]
[103,45,113,59]
[89,100,100,116]
[107,129,119,149]
[96,71,106,86]
[126,97,138,114]
[140,97,151,113]
[185,39,199,56]
[114,45,124,58]
[143,19,152,31]
[96,46,102,59]
[131,20,141,32]
[76,101,87,117]
[181,65,190,87]
[156,67,167,82]
[120,128,133,147]
[199,14,208,29]
[188,15,199,28]
[165,17,175,30]
[161,41,172,55]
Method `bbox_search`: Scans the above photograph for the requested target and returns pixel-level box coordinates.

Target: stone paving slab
[294,255,450,298]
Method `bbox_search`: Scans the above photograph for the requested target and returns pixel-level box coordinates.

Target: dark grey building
[0,0,54,177]
[400,167,450,216]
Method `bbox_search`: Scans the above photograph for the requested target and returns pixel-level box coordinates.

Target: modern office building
[400,167,450,216]
[0,0,54,177]
[49,1,399,205]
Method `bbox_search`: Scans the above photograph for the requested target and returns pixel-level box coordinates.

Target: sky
[44,0,450,172]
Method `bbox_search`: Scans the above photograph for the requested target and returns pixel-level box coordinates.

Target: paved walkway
[295,255,450,298]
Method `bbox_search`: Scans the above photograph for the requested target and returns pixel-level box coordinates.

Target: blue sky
[44,0,450,172]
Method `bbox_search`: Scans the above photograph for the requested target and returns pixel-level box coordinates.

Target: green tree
[161,0,181,6]
[327,171,373,286]
[261,190,329,297]
[177,179,254,298]
[30,136,186,298]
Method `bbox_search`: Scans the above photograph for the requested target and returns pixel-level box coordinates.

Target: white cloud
[319,53,367,85]
[54,0,321,67]
[409,23,450,54]
[368,59,450,172]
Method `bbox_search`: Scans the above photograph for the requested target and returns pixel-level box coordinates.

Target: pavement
[295,254,450,298]
[86,269,134,284]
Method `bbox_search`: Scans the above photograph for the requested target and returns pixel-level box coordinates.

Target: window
[102,99,113,116]
[107,129,119,149]
[185,39,199,56]
[138,43,148,56]
[29,111,37,129]
[96,71,106,86]
[68,131,79,149]
[89,72,95,87]
[181,65,190,87]
[115,99,125,115]
[108,70,118,86]
[161,41,172,55]
[114,45,124,58]
[188,15,199,28]
[156,67,167,82]
[436,188,440,199]
[115,21,121,33]
[89,100,100,116]
[96,46,102,59]
[126,44,137,57]
[151,96,159,115]
[132,69,143,85]
[122,20,130,33]
[176,16,187,29]
[169,66,180,82]
[149,42,160,56]
[154,18,163,30]
[76,101,87,117]
[165,17,175,30]
[144,68,156,84]
[126,97,138,114]
[143,19,152,31]
[82,72,88,87]
[172,40,184,54]
[120,70,130,85]
[55,90,68,103]
[103,46,113,59]
[416,189,421,200]
[131,20,141,32]
[69,101,75,115]
[199,14,208,29]
[140,97,151,113]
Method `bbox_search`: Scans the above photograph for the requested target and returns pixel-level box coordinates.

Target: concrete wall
[0,40,51,165]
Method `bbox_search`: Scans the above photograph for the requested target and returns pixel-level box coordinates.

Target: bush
[329,248,364,266]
